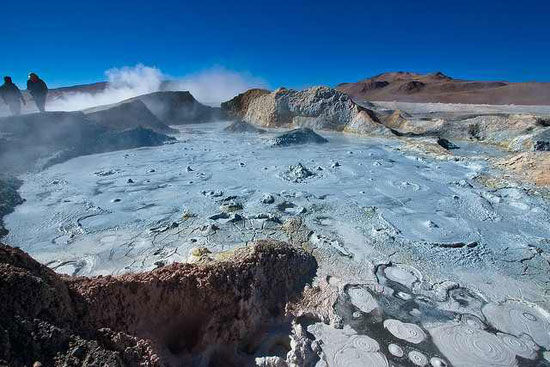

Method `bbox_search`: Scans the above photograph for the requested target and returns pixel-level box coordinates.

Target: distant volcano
[337,71,550,105]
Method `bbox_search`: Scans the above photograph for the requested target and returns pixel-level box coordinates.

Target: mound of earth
[221,86,392,136]
[337,71,550,105]
[223,120,266,133]
[272,128,328,146]
[90,126,175,153]
[130,91,223,125]
[0,112,174,174]
[281,163,316,183]
[0,240,316,367]
[84,99,177,134]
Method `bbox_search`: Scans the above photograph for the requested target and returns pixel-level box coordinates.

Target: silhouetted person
[27,72,48,112]
[0,76,26,115]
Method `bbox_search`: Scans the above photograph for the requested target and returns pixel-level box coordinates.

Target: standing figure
[27,73,48,112]
[0,76,26,115]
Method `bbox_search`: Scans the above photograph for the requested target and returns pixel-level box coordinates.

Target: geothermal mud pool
[5,122,550,366]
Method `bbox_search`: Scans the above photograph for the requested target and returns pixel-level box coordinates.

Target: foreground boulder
[222,86,392,135]
[0,240,316,366]
[272,128,328,146]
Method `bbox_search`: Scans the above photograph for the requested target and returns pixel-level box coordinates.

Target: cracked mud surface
[4,122,550,366]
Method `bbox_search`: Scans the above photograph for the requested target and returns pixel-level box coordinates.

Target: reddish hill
[337,72,550,105]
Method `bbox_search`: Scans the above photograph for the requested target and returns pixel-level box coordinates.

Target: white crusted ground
[5,121,550,366]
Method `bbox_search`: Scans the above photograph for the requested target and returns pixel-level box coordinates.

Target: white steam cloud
[48,64,267,111]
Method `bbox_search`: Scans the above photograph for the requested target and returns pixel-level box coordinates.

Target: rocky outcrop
[377,111,550,153]
[222,86,392,136]
[494,152,550,186]
[272,128,328,146]
[221,89,270,120]
[0,240,317,367]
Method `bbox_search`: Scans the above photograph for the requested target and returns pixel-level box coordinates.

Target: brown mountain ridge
[337,71,550,105]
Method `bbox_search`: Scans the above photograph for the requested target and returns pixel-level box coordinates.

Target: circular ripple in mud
[347,286,378,314]
[429,323,516,366]
[383,265,419,288]
[388,343,404,357]
[497,333,537,360]
[429,356,448,367]
[384,319,426,344]
[333,346,389,367]
[483,300,550,349]
[409,350,429,366]
[350,335,380,352]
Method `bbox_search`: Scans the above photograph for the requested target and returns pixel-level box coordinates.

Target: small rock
[127,178,134,184]
[209,212,230,220]
[219,201,243,212]
[186,166,194,172]
[281,163,315,183]
[331,162,341,168]
[437,137,460,150]
[261,194,275,204]
[229,213,244,222]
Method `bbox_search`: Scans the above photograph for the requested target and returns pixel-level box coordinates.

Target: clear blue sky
[1,0,549,89]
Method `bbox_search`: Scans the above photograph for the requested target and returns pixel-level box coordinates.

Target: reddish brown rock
[0,240,316,367]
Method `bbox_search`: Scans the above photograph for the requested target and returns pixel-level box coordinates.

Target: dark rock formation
[85,99,177,134]
[397,80,425,94]
[223,120,266,133]
[0,176,23,237]
[436,137,459,150]
[272,128,328,146]
[531,129,550,151]
[0,112,99,174]
[533,141,550,151]
[0,240,316,367]
[0,112,174,174]
[91,126,175,153]
[132,91,223,125]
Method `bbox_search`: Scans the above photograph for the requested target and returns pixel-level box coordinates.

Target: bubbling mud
[483,300,550,349]
[383,319,427,344]
[429,323,518,366]
[408,349,429,366]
